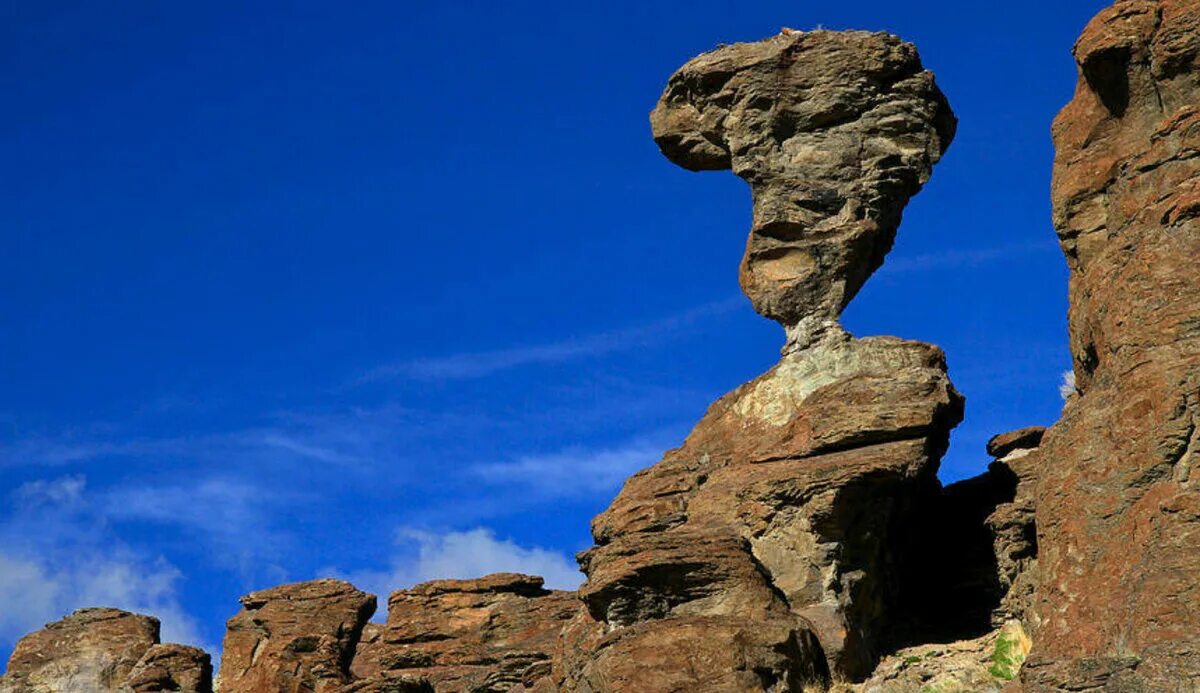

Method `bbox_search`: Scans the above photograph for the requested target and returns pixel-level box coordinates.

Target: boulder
[0,608,212,693]
[651,29,954,346]
[122,644,213,693]
[216,579,376,693]
[0,609,159,693]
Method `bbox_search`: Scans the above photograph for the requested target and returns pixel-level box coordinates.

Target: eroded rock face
[1025,1,1200,689]
[0,608,211,693]
[123,644,213,693]
[351,574,576,693]
[651,29,955,345]
[217,579,376,693]
[0,609,159,693]
[563,31,961,687]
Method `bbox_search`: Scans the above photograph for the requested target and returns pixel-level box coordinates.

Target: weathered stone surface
[339,674,434,693]
[850,620,1032,693]
[651,29,954,346]
[986,426,1047,459]
[351,574,576,693]
[0,608,161,693]
[554,29,963,688]
[1025,0,1200,689]
[557,614,829,693]
[217,578,376,693]
[571,329,962,683]
[122,644,213,693]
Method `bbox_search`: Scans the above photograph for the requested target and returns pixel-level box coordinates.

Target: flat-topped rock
[217,579,376,693]
[986,426,1047,458]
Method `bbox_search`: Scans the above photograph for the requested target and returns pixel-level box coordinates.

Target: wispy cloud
[0,478,211,656]
[14,475,87,506]
[885,241,1056,274]
[472,434,673,499]
[0,550,206,651]
[329,526,583,609]
[358,297,744,383]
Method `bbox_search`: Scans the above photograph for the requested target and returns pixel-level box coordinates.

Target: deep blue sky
[1,0,1107,663]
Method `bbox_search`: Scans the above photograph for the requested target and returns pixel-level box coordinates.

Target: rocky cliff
[1022,1,1200,689]
[2,2,1199,691]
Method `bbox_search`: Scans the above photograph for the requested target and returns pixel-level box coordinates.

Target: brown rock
[854,620,1032,693]
[123,644,213,693]
[351,574,576,692]
[557,615,828,693]
[562,29,962,688]
[1025,0,1200,689]
[217,578,376,693]
[573,331,962,683]
[0,608,160,693]
[651,29,954,346]
[986,426,1047,459]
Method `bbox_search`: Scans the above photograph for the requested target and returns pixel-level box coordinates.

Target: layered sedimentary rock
[1022,1,1200,689]
[0,608,211,693]
[123,644,213,693]
[351,574,576,692]
[217,579,376,693]
[555,29,962,689]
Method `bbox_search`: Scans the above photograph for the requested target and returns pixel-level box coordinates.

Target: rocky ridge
[3,2,1199,691]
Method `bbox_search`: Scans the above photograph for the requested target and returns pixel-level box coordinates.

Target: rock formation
[123,644,214,693]
[217,579,376,693]
[351,574,576,692]
[650,29,954,348]
[1021,1,1200,689]
[4,4,1200,691]
[554,29,962,688]
[0,609,211,693]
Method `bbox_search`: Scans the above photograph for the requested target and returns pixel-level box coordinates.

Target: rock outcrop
[555,29,962,688]
[6,6,1200,692]
[351,574,576,692]
[1022,1,1200,689]
[0,608,212,693]
[123,644,213,693]
[217,579,376,693]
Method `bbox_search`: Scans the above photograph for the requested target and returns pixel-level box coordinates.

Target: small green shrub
[988,629,1027,681]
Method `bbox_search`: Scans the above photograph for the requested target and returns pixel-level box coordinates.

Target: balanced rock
[1024,0,1200,689]
[651,29,955,346]
[351,574,576,692]
[559,29,962,688]
[217,579,376,693]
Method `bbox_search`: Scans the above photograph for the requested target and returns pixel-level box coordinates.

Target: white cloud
[1059,369,1077,400]
[0,549,206,653]
[472,437,666,498]
[331,527,583,610]
[14,475,86,506]
[0,475,219,660]
[358,297,743,382]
